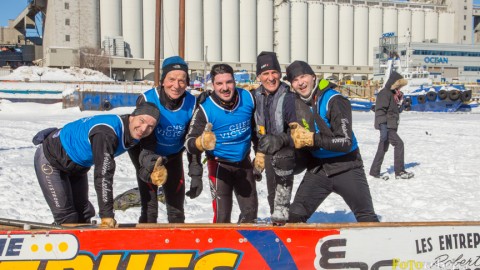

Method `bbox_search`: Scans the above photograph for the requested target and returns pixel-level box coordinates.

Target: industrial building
[3,0,480,82]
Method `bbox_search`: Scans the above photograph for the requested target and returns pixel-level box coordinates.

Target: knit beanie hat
[132,102,160,122]
[161,56,190,84]
[286,60,315,83]
[256,51,281,76]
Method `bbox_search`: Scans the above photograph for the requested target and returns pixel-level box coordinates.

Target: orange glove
[100,217,117,228]
[289,123,314,148]
[195,123,216,151]
[254,152,265,172]
[150,157,167,186]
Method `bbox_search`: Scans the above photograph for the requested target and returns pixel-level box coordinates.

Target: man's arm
[89,126,118,219]
[185,106,208,155]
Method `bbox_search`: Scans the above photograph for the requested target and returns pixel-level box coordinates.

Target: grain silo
[438,11,455,43]
[354,5,369,66]
[222,0,240,62]
[308,1,324,65]
[204,0,222,61]
[339,4,354,66]
[257,0,274,53]
[411,9,425,43]
[185,0,203,61]
[122,0,143,58]
[143,0,155,60]
[323,2,339,65]
[163,0,179,58]
[368,6,383,66]
[383,7,398,35]
[397,8,412,43]
[275,1,290,64]
[100,0,122,41]
[240,0,257,63]
[290,0,308,62]
[425,10,439,42]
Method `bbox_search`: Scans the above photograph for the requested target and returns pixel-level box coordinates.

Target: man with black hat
[33,102,160,227]
[252,51,301,223]
[370,71,414,180]
[127,55,202,223]
[285,60,379,223]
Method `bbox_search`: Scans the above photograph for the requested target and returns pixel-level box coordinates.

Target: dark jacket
[374,72,403,130]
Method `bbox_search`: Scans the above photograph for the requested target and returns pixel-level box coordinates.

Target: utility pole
[154,0,162,86]
[179,0,185,58]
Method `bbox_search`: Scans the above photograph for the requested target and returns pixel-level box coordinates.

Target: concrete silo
[425,10,439,42]
[354,5,369,66]
[163,0,179,58]
[143,0,155,60]
[100,0,121,41]
[383,7,398,35]
[323,2,339,65]
[122,0,143,58]
[411,9,425,43]
[240,0,257,63]
[368,6,383,66]
[290,0,308,62]
[222,0,240,62]
[185,0,203,61]
[339,4,354,66]
[438,12,455,44]
[274,1,290,64]
[204,0,222,61]
[257,0,274,53]
[308,1,324,65]
[397,8,412,43]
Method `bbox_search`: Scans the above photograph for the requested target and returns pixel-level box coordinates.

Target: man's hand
[195,123,216,151]
[186,176,203,199]
[253,152,265,172]
[289,123,314,149]
[100,217,117,228]
[150,157,167,186]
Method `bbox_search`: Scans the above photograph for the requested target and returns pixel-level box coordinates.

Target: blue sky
[0,0,28,27]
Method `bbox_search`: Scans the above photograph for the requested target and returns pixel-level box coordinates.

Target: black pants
[128,145,185,223]
[34,146,95,224]
[207,158,258,223]
[370,124,405,175]
[289,166,379,223]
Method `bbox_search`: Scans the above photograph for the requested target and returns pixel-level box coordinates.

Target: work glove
[186,176,203,199]
[289,123,314,149]
[253,152,265,173]
[150,157,168,186]
[195,123,216,151]
[100,217,117,228]
[258,133,289,155]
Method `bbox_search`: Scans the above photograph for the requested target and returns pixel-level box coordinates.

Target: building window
[65,19,70,26]
[66,35,70,42]
[464,35,466,41]
[464,15,467,20]
[464,6,467,10]
[464,25,467,30]
[65,2,69,9]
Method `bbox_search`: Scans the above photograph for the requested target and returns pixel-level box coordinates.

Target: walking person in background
[185,63,258,223]
[370,71,414,180]
[33,102,160,227]
[128,56,203,223]
[285,60,379,223]
[252,51,301,224]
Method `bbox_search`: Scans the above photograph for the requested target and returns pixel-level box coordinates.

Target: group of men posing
[33,51,413,227]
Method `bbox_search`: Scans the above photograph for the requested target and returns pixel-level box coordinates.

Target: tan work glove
[195,123,216,151]
[100,217,117,228]
[150,157,168,186]
[289,123,314,149]
[254,152,265,172]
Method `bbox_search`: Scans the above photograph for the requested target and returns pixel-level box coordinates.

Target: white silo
[397,8,412,44]
[122,0,143,58]
[79,0,100,48]
[100,0,122,40]
[425,10,439,42]
[274,1,290,64]
[354,5,369,66]
[368,6,382,66]
[240,0,257,63]
[411,9,425,43]
[257,0,274,53]
[382,7,398,35]
[204,0,222,61]
[290,0,308,62]
[143,0,156,60]
[163,0,179,58]
[308,1,324,65]
[222,0,240,62]
[323,3,339,65]
[339,4,354,66]
[438,12,455,44]
[185,0,203,61]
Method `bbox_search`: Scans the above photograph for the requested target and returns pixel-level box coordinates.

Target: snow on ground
[0,99,479,225]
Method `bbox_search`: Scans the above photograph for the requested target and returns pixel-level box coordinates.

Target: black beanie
[286,60,315,82]
[256,51,281,76]
[161,56,190,85]
[132,102,160,122]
